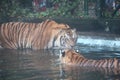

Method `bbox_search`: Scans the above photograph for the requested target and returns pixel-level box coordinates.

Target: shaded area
[1,18,120,34]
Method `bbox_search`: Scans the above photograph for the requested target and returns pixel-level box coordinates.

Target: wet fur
[61,50,120,69]
[0,20,77,49]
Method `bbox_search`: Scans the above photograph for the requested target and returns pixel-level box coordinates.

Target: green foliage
[1,0,118,20]
[0,0,88,19]
[51,0,80,17]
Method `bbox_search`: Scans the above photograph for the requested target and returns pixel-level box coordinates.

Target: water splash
[77,35,120,48]
[76,33,120,52]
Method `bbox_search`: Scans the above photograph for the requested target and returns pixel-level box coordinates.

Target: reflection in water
[60,65,120,80]
[0,49,61,80]
[0,49,120,80]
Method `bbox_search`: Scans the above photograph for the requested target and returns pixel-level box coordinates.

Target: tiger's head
[59,28,77,48]
[60,49,84,65]
[52,27,77,49]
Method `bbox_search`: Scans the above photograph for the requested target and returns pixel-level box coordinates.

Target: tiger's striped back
[0,20,77,49]
[61,50,120,69]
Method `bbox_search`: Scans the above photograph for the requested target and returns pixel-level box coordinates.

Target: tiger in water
[60,49,120,69]
[0,20,77,50]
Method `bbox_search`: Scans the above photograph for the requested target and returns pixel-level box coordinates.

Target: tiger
[60,49,120,69]
[0,20,77,50]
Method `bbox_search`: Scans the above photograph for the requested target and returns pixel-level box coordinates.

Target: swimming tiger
[0,20,77,50]
[60,50,120,69]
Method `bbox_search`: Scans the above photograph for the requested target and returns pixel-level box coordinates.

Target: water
[76,32,120,52]
[0,32,120,80]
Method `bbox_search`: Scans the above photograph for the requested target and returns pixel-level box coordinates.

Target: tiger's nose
[61,51,65,57]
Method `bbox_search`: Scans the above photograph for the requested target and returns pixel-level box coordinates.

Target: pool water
[0,49,120,80]
[0,32,120,80]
